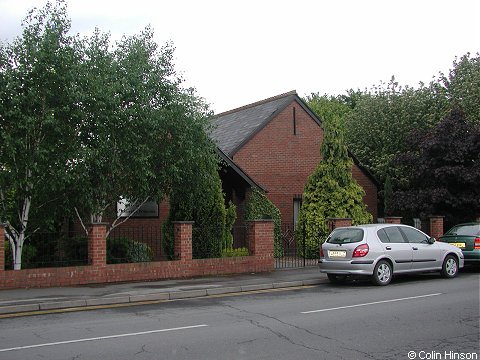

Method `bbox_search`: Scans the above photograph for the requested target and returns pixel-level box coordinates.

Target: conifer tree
[297,116,372,256]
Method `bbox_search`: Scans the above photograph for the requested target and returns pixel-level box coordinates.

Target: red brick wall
[0,221,274,289]
[233,101,378,224]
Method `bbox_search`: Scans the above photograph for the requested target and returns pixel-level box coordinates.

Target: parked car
[318,224,464,286]
[439,222,480,265]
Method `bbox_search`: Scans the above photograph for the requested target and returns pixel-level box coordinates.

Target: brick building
[210,90,378,225]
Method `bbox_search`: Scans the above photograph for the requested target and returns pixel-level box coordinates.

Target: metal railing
[275,223,321,269]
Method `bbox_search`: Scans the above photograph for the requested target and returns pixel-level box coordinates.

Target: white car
[318,224,464,285]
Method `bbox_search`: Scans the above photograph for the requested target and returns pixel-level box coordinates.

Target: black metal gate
[275,223,321,269]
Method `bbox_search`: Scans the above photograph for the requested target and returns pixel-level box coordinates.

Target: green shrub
[107,237,153,264]
[221,247,249,257]
[127,241,154,263]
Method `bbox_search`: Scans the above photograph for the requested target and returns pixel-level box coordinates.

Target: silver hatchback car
[318,224,464,285]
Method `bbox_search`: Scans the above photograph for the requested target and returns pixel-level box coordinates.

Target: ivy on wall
[244,188,283,257]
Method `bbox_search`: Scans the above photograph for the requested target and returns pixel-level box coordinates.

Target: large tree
[441,53,480,125]
[393,107,480,226]
[344,77,449,186]
[0,1,216,268]
[0,1,82,269]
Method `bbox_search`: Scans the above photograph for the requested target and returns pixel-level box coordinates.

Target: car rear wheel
[371,260,392,286]
[441,255,458,278]
[327,274,348,284]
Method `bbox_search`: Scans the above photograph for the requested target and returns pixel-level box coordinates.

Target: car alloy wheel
[372,260,392,286]
[441,255,458,278]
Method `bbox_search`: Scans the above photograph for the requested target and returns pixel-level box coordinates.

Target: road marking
[0,324,208,353]
[301,293,442,314]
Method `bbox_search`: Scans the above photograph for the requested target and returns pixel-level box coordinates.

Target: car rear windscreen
[446,224,480,236]
[327,228,364,244]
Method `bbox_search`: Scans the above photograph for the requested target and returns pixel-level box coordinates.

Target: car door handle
[386,246,392,250]
[412,247,418,250]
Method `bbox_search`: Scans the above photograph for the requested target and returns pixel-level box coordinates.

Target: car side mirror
[428,237,436,244]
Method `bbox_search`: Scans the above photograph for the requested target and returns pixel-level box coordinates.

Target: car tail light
[320,246,324,258]
[353,244,369,257]
[475,237,480,250]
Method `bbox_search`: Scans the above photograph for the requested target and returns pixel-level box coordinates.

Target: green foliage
[107,237,154,264]
[344,78,450,186]
[441,53,480,125]
[0,1,215,268]
[221,247,249,257]
[305,93,353,128]
[244,188,282,257]
[297,117,372,256]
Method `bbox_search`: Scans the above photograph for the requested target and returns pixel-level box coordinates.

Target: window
[383,227,406,243]
[446,224,480,236]
[377,229,390,243]
[400,227,429,244]
[293,196,302,229]
[327,228,364,244]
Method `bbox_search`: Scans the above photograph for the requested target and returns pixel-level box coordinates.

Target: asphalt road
[0,270,478,360]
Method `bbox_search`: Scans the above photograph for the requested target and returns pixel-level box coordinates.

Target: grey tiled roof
[210,91,297,156]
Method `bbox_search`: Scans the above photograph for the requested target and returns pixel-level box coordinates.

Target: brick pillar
[0,224,4,271]
[88,223,107,266]
[247,220,274,258]
[429,216,444,239]
[326,218,352,232]
[173,221,193,261]
[384,217,402,224]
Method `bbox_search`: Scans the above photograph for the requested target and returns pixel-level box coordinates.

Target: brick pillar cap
[88,222,110,226]
[172,221,194,224]
[327,218,353,221]
[428,215,445,219]
[247,219,275,223]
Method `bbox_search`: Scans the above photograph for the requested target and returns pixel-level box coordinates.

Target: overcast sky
[1,0,479,113]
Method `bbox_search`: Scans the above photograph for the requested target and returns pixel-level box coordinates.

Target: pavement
[0,267,328,316]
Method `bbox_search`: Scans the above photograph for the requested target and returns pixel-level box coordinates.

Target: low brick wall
[0,220,274,289]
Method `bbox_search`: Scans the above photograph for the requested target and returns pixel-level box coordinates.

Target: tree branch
[74,207,89,237]
[106,197,149,238]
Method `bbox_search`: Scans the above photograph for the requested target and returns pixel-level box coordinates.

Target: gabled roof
[210,90,321,156]
[210,90,379,187]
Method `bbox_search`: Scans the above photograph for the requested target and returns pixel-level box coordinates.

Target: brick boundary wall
[0,220,274,289]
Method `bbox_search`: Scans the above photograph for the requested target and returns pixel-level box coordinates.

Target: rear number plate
[328,250,347,258]
[450,242,466,249]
